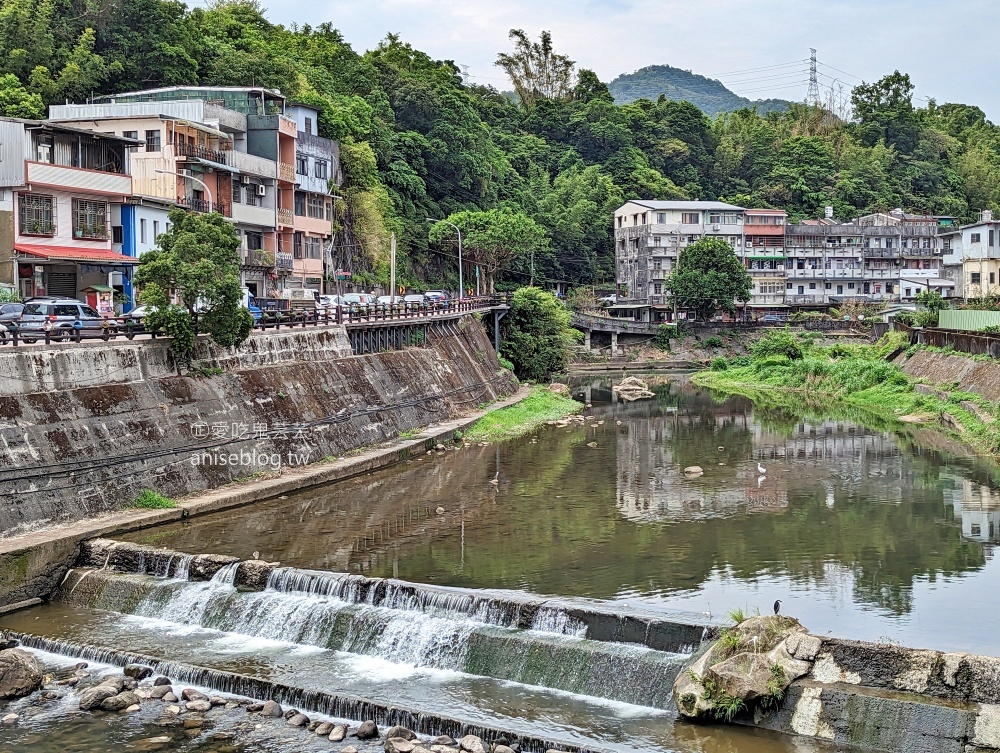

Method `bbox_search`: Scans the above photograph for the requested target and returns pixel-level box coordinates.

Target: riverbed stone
[315,722,333,736]
[386,738,416,753]
[459,735,487,753]
[101,691,140,711]
[125,703,141,713]
[162,692,178,702]
[235,560,275,590]
[153,676,171,686]
[683,465,704,476]
[188,553,240,581]
[286,712,309,727]
[342,747,359,753]
[0,648,42,699]
[124,664,154,681]
[386,726,417,741]
[185,699,212,712]
[181,688,208,702]
[2,713,18,724]
[494,746,515,753]
[149,684,174,699]
[79,684,120,710]
[261,700,283,717]
[329,724,348,741]
[431,736,454,746]
[355,720,379,739]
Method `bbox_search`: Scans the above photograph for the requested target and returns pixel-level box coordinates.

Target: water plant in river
[463,385,581,443]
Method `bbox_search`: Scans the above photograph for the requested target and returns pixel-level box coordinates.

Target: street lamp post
[427,218,463,300]
[155,169,213,213]
[325,193,347,296]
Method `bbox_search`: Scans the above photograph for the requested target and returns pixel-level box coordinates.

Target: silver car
[17,298,118,342]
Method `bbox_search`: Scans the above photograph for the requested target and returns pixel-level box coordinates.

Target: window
[18,194,55,236]
[972,233,982,243]
[681,212,699,224]
[653,283,662,295]
[656,212,666,224]
[971,524,982,537]
[837,285,843,294]
[306,194,324,219]
[73,199,108,239]
[786,282,792,290]
[304,116,312,134]
[296,155,308,175]
[123,130,138,141]
[294,192,306,216]
[35,134,53,163]
[140,218,147,244]
[153,220,160,240]
[991,230,996,247]
[314,160,328,180]
[708,212,739,225]
[991,272,996,285]
[306,236,323,259]
[653,236,661,246]
[848,282,855,289]
[809,282,816,290]
[972,272,982,284]
[293,232,304,259]
[825,282,831,289]
[245,232,263,251]
[326,202,332,221]
[112,225,123,244]
[798,286,804,294]
[144,129,160,152]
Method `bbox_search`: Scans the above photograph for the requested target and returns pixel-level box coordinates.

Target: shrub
[499,287,577,381]
[498,356,515,371]
[653,323,677,350]
[893,311,915,327]
[982,325,1000,334]
[129,490,176,509]
[705,335,724,348]
[710,357,729,371]
[751,329,803,360]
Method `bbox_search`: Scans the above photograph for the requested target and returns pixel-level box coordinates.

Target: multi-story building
[956,210,1000,299]
[613,200,745,318]
[783,223,865,307]
[287,103,339,293]
[0,118,137,302]
[742,209,787,312]
[50,87,339,300]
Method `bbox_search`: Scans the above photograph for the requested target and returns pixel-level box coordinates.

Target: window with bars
[145,130,160,152]
[72,199,108,239]
[314,160,328,180]
[306,236,323,259]
[18,194,56,236]
[296,155,308,175]
[294,193,306,216]
[293,232,304,259]
[306,194,324,219]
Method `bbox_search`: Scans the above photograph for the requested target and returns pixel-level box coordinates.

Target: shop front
[15,245,140,312]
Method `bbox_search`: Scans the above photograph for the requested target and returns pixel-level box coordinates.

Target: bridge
[569,312,668,352]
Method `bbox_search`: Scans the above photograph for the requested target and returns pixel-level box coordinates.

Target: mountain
[607,64,793,117]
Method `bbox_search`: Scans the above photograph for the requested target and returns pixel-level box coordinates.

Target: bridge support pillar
[611,331,618,357]
[583,329,591,350]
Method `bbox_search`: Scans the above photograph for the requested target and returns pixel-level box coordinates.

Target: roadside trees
[133,208,253,365]
[667,237,752,320]
[500,287,578,381]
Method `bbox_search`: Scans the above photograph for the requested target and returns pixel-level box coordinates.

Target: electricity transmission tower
[807,48,820,104]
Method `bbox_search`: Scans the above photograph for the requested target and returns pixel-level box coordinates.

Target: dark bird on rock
[252,551,260,560]
[773,599,782,615]
[0,639,19,651]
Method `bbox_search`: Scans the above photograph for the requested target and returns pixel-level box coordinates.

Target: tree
[667,237,752,320]
[850,71,921,153]
[0,73,43,117]
[133,209,253,365]
[428,209,547,293]
[495,29,577,110]
[500,287,577,381]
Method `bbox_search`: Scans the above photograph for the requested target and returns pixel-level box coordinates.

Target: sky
[257,0,1000,120]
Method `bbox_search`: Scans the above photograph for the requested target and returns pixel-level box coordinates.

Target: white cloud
[260,0,1000,118]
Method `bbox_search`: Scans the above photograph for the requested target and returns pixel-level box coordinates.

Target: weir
[56,564,691,708]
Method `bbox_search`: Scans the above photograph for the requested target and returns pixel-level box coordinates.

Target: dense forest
[2,0,999,292]
[607,64,790,116]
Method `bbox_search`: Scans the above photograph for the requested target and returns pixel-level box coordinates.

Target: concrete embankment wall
[895,349,1000,402]
[0,318,516,537]
[743,634,1000,752]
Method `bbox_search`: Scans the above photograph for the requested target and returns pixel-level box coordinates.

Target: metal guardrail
[0,296,511,348]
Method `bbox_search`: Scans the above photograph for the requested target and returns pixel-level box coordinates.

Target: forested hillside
[607,65,790,116]
[1,0,999,291]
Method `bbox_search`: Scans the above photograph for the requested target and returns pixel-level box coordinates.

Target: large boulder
[0,648,42,699]
[674,615,813,722]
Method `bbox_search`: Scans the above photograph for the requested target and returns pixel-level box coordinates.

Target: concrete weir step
[78,538,721,653]
[7,631,616,753]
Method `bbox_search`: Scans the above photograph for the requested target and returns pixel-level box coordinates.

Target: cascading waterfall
[54,566,689,708]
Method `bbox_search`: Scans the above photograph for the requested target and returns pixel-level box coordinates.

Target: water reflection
[122,376,1000,654]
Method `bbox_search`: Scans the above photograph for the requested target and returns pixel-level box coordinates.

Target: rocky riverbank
[0,647,571,753]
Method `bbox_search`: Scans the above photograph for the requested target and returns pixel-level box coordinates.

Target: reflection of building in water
[943,477,1000,544]
[616,414,902,522]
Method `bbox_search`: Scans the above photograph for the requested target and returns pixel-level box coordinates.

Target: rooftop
[0,117,139,144]
[623,200,744,212]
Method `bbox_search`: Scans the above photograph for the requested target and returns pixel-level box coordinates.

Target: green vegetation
[500,287,580,381]
[464,386,581,443]
[1,6,996,291]
[134,209,253,366]
[704,335,724,348]
[652,324,678,350]
[669,238,753,320]
[695,331,1000,456]
[127,489,177,509]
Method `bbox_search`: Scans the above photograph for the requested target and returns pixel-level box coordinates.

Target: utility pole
[426,218,463,300]
[389,232,397,304]
[475,266,480,296]
[530,249,535,287]
[807,48,820,105]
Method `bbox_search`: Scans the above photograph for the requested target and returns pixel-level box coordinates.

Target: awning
[748,303,790,308]
[15,244,140,265]
[163,117,232,140]
[188,157,239,174]
[900,277,955,288]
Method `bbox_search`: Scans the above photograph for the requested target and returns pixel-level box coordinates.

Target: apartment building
[0,118,137,302]
[957,210,1000,299]
[742,209,787,312]
[783,223,866,306]
[613,200,744,317]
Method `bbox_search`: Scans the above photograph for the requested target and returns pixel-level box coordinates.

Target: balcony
[176,141,228,165]
[177,196,228,216]
[901,247,943,257]
[863,248,900,258]
[25,161,132,198]
[278,116,298,138]
[278,162,295,183]
[277,208,294,226]
[786,295,829,305]
[747,268,786,276]
[232,202,276,227]
[649,268,668,280]
[242,248,274,268]
[229,151,277,179]
[275,251,293,272]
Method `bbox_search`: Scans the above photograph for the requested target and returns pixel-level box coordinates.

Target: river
[3,375,998,753]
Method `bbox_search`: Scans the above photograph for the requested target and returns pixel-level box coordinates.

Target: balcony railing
[275,251,294,272]
[863,248,901,258]
[278,162,295,183]
[649,268,668,280]
[277,208,294,226]
[242,248,275,268]
[901,247,943,257]
[176,141,228,165]
[177,196,228,216]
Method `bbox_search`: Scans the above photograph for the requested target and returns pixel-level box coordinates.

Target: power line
[708,59,808,77]
[807,49,820,105]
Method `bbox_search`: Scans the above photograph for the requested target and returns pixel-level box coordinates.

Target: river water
[4,375,1000,753]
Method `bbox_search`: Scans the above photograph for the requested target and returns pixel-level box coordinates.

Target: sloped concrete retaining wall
[0,318,516,536]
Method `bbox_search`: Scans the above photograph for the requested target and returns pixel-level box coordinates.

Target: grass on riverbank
[463,386,582,443]
[126,489,177,509]
[694,330,1000,457]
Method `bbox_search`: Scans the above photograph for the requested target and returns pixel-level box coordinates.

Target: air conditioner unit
[256,184,267,197]
[241,176,251,185]
[713,224,721,231]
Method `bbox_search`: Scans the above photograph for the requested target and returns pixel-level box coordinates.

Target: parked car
[760,314,787,324]
[317,295,342,310]
[598,295,617,306]
[341,293,376,306]
[0,303,24,331]
[17,298,118,342]
[403,294,428,307]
